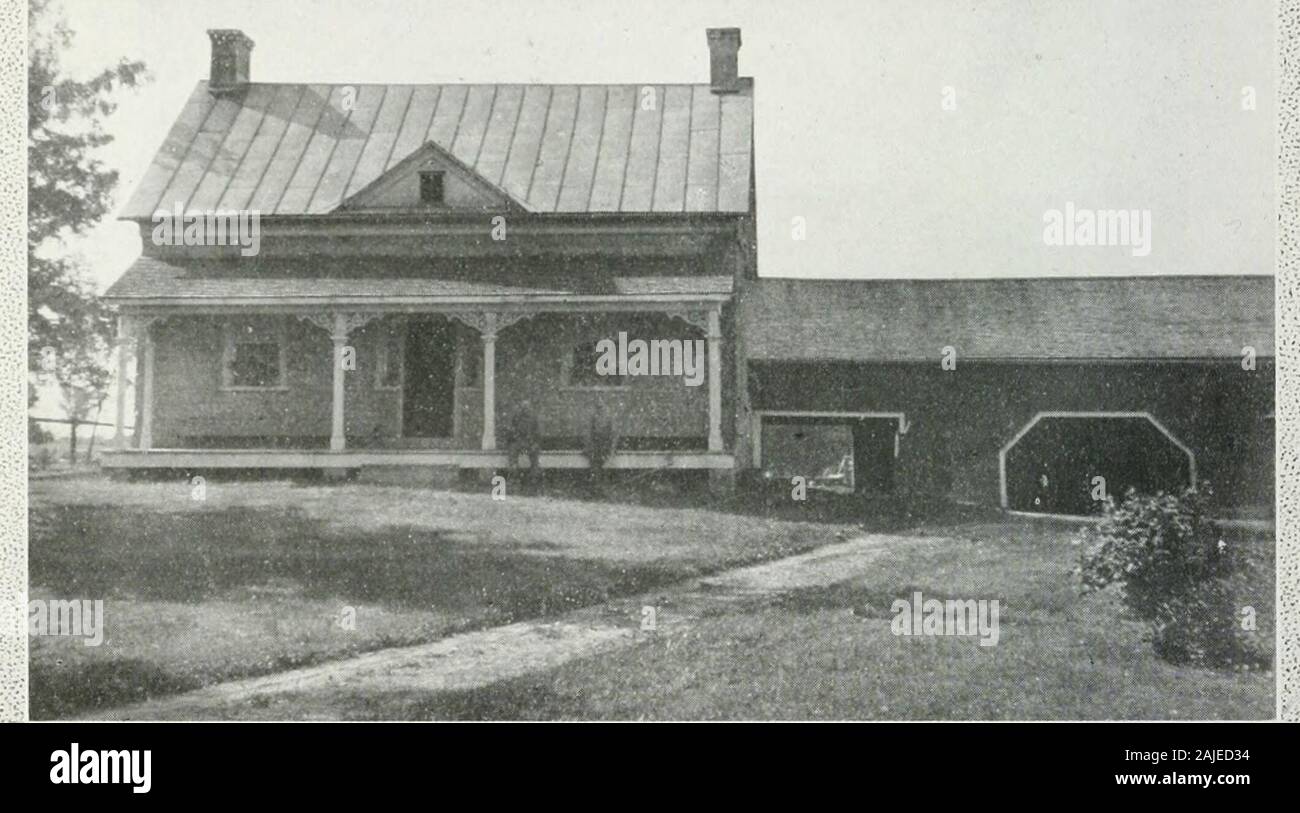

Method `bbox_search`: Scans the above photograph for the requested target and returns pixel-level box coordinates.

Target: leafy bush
[1078,484,1270,669]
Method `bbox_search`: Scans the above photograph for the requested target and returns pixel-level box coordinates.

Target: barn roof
[120,81,754,219]
[104,255,733,303]
[743,276,1275,361]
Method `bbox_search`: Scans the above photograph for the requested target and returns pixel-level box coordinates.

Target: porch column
[330,312,348,451]
[707,308,723,453]
[114,316,132,450]
[481,313,498,450]
[139,322,155,450]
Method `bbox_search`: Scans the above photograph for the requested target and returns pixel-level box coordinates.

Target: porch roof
[104,256,732,306]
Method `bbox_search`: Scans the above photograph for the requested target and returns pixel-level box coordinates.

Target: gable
[341,141,524,212]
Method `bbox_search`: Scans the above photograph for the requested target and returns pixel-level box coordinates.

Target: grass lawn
[29,474,853,719]
[383,520,1275,720]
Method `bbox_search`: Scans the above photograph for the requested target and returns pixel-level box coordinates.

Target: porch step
[356,464,461,488]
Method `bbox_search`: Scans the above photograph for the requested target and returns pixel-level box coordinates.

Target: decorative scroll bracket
[117,314,167,345]
[448,310,538,340]
[664,307,718,337]
[295,312,385,341]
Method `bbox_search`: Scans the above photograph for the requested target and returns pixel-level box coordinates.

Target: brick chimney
[207,29,254,92]
[706,28,742,94]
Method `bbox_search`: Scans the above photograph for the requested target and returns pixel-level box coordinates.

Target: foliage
[28,0,146,407]
[1078,485,1269,668]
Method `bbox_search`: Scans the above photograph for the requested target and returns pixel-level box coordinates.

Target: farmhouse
[103,28,1275,516]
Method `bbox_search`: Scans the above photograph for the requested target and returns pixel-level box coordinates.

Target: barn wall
[749,360,1275,508]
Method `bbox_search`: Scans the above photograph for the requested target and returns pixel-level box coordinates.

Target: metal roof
[121,81,754,218]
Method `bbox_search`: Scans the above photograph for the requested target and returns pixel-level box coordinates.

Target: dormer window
[419,169,446,205]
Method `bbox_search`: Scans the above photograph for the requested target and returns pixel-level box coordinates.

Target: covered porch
[101,298,735,473]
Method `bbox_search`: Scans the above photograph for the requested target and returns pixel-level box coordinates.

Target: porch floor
[100,448,735,470]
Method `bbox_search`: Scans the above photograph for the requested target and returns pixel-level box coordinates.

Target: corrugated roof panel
[685,86,721,212]
[343,85,413,199]
[500,85,551,203]
[218,85,304,212]
[621,85,664,210]
[246,84,331,213]
[186,85,276,213]
[153,95,242,213]
[474,85,524,186]
[121,83,217,217]
[450,85,496,165]
[587,85,635,211]
[425,84,467,148]
[528,85,579,210]
[385,86,440,171]
[555,86,608,212]
[651,86,693,212]
[308,85,388,213]
[277,85,353,213]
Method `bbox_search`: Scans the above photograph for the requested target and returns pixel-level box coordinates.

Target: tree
[55,328,112,463]
[28,0,146,415]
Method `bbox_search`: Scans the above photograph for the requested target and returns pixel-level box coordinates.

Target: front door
[402,317,456,437]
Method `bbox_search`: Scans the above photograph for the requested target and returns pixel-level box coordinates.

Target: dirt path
[88,532,935,720]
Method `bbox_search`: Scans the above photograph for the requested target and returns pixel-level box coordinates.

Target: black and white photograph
[8,0,1294,750]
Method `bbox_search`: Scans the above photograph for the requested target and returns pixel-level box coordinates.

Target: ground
[29,475,1274,720]
[28,473,853,718]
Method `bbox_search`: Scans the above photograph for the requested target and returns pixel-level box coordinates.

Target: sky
[50,0,1276,292]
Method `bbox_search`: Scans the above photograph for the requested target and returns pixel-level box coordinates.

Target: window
[222,321,285,390]
[376,334,404,390]
[419,170,445,205]
[566,340,627,388]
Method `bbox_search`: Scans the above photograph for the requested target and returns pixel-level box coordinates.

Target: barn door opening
[1001,413,1194,515]
[756,414,900,495]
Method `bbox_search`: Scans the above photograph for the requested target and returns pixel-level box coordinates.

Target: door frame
[401,316,458,440]
[997,410,1197,511]
[750,410,909,492]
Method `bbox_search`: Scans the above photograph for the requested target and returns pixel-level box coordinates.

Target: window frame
[221,319,288,392]
[418,169,446,206]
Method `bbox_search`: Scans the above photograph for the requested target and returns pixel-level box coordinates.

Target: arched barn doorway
[1000,412,1195,515]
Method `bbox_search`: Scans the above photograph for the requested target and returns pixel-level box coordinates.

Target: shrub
[1078,484,1269,668]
